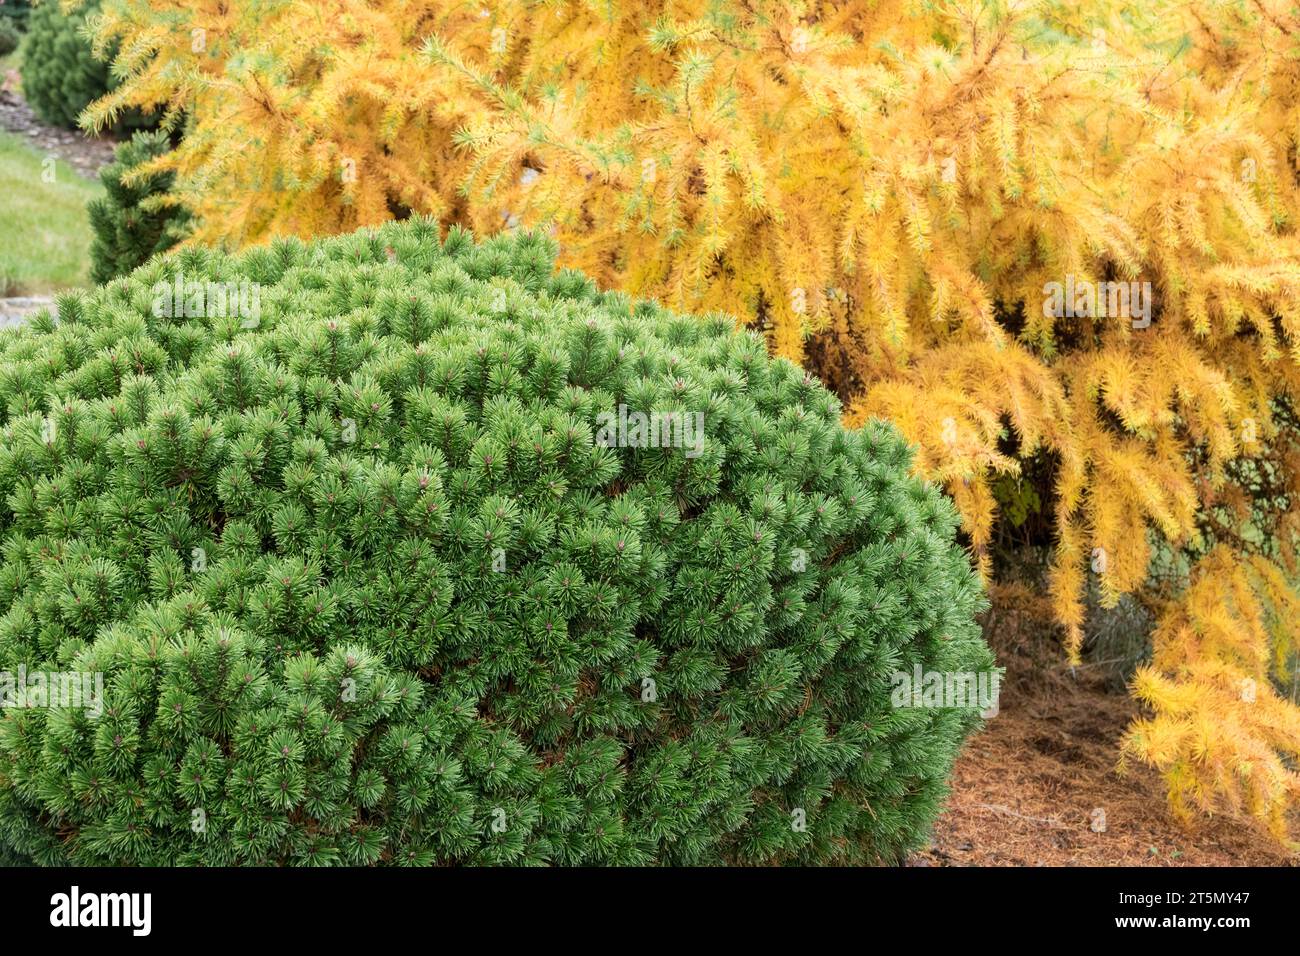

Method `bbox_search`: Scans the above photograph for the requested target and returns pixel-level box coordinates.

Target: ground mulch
[908,585,1297,867]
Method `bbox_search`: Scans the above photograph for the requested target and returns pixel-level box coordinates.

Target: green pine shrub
[19,0,149,132]
[0,0,30,34]
[18,0,103,128]
[88,129,189,285]
[0,19,20,55]
[0,218,993,866]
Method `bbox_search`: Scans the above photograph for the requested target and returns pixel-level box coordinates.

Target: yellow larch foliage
[87,0,488,244]
[85,0,1300,840]
[1124,548,1300,844]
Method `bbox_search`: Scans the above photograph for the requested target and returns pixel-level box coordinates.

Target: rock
[0,297,54,327]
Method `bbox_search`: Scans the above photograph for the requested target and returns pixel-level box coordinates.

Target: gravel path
[1,72,116,180]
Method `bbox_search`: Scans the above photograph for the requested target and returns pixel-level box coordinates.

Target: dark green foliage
[0,218,993,866]
[18,0,149,131]
[0,0,30,33]
[18,0,104,128]
[0,19,19,55]
[88,130,188,284]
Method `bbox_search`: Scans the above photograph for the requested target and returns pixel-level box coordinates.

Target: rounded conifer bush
[0,20,20,57]
[0,218,993,866]
[19,0,107,129]
[18,0,150,132]
[0,0,31,34]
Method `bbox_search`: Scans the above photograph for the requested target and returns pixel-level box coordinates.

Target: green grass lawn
[0,129,103,296]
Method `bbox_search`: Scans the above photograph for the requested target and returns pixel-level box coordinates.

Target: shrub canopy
[20,0,150,132]
[19,0,111,129]
[0,219,991,865]
[0,20,20,58]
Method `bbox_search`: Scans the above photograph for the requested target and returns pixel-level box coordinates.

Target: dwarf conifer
[0,219,992,865]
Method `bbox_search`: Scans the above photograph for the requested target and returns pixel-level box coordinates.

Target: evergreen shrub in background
[18,0,103,128]
[0,0,30,33]
[0,218,993,865]
[0,19,20,56]
[19,0,148,131]
[88,129,188,284]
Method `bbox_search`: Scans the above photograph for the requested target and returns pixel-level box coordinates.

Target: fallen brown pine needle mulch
[908,583,1297,867]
